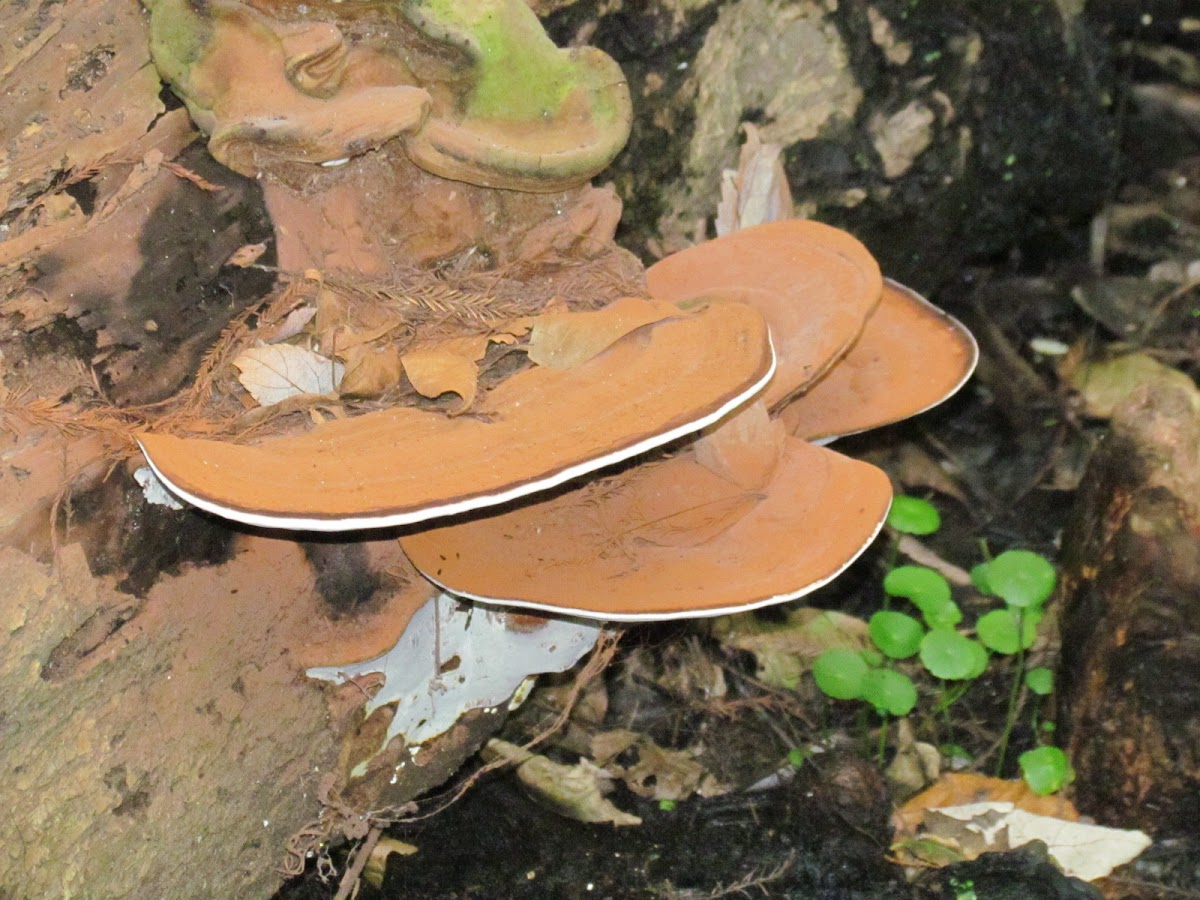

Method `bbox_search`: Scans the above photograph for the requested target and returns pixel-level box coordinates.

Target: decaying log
[1059,378,1200,835]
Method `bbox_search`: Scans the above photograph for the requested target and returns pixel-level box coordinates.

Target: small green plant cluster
[812,496,1072,794]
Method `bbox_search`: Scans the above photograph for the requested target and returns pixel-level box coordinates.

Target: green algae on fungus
[142,0,632,191]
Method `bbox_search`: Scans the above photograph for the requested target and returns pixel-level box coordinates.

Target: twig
[897,535,973,586]
[333,824,383,900]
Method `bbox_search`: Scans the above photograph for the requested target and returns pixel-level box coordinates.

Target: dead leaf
[526,296,679,369]
[715,123,794,237]
[885,718,941,801]
[401,348,480,415]
[232,344,344,406]
[919,802,1151,882]
[592,731,722,802]
[1063,351,1197,419]
[258,306,317,344]
[711,607,869,690]
[225,242,268,268]
[484,738,641,826]
[339,344,404,398]
[895,772,1079,837]
[693,400,786,490]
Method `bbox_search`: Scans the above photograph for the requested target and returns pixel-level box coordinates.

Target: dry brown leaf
[401,349,480,415]
[338,344,403,398]
[526,296,679,369]
[693,400,786,490]
[225,242,269,268]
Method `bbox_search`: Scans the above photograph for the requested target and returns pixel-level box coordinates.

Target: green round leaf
[1019,746,1074,795]
[887,496,941,535]
[884,566,959,629]
[869,610,925,659]
[963,638,990,680]
[983,550,1056,609]
[920,628,986,680]
[1025,667,1055,696]
[860,668,917,716]
[970,561,993,595]
[976,609,1022,654]
[1022,608,1044,647]
[940,743,973,765]
[862,648,885,667]
[813,648,868,701]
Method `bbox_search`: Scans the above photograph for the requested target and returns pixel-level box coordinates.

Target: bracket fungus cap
[780,279,979,443]
[399,435,892,621]
[398,0,632,191]
[145,0,632,189]
[136,301,774,531]
[646,219,883,410]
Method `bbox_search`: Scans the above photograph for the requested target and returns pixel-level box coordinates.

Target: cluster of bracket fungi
[137,0,978,627]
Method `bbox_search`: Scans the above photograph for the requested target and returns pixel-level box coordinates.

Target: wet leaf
[1019,746,1074,796]
[886,495,941,535]
[919,628,985,681]
[978,550,1056,609]
[861,667,917,716]
[232,344,343,406]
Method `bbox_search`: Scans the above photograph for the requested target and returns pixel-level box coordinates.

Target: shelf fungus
[143,0,631,190]
[137,300,774,531]
[398,220,978,620]
[138,220,975,619]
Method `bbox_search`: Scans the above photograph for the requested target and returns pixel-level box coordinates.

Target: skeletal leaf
[232,344,343,406]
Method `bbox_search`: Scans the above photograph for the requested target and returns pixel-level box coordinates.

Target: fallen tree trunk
[1058,377,1200,835]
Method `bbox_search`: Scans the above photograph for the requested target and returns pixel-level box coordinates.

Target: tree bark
[1058,378,1200,835]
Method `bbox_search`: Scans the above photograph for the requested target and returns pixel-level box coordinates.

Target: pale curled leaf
[485,739,641,826]
[232,344,344,407]
[307,595,600,756]
[923,802,1151,882]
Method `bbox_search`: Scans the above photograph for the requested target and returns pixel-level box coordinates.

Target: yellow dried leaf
[527,296,679,369]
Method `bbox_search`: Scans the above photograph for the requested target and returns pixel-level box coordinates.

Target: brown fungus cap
[646,219,883,410]
[137,301,773,531]
[399,427,892,621]
[779,279,978,443]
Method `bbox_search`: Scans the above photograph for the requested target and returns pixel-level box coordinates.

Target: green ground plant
[811,496,1068,792]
